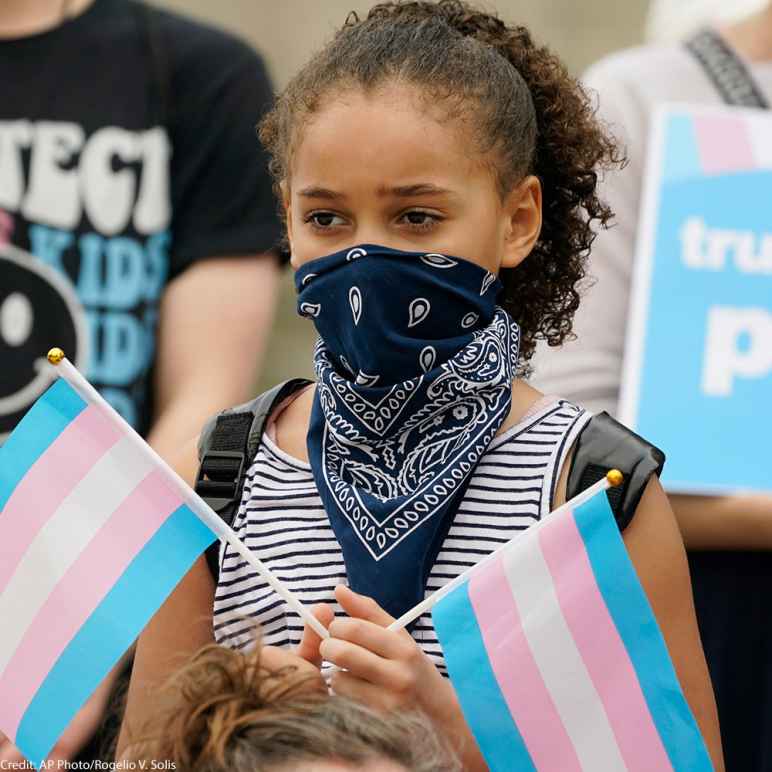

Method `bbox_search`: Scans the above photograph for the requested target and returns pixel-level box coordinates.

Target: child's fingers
[328,617,411,660]
[320,636,402,685]
[295,603,335,667]
[334,585,399,628]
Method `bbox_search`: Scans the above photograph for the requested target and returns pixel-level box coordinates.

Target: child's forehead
[288,83,486,186]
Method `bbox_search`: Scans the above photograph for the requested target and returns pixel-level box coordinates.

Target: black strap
[685,28,770,109]
[196,379,313,577]
[566,413,665,532]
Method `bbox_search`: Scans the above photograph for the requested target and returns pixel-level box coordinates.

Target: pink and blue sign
[621,105,772,494]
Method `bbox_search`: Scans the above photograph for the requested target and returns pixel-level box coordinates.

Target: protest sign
[620,104,772,494]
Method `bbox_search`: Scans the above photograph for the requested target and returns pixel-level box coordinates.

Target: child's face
[284,83,541,275]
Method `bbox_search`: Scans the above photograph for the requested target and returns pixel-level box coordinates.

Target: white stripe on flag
[503,531,627,771]
[0,436,154,678]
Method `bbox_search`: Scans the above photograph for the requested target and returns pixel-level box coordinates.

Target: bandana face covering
[295,245,520,619]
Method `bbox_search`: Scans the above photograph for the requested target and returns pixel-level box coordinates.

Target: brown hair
[125,643,460,772]
[259,0,623,370]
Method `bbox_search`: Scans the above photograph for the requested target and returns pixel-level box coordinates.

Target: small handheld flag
[0,350,328,767]
[412,475,713,772]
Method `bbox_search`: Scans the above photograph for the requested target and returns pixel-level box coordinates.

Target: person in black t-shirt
[0,0,283,763]
[0,0,284,447]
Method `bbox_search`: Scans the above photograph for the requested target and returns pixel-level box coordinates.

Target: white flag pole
[386,470,623,633]
[48,349,330,640]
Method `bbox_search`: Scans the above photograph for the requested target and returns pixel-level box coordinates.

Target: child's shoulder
[271,382,316,464]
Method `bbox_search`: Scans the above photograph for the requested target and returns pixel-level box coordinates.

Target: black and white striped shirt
[213,398,590,673]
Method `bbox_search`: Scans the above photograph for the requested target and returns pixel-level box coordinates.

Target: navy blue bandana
[295,244,520,618]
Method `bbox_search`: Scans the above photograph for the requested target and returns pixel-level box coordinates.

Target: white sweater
[530,42,772,416]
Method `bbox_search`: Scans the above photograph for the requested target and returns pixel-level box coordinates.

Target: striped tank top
[213,396,590,673]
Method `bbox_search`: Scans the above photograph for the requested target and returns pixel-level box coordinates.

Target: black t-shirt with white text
[0,0,282,438]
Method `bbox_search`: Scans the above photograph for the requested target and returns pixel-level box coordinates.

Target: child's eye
[399,210,442,231]
[305,211,346,230]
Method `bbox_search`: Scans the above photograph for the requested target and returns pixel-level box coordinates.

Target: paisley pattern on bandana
[296,245,520,618]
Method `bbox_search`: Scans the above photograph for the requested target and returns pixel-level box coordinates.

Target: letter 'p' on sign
[702,307,772,396]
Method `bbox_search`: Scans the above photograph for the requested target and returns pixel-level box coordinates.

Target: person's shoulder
[581,43,705,142]
[137,1,266,73]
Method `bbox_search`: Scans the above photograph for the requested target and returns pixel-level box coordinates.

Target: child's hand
[320,585,449,714]
[299,586,487,770]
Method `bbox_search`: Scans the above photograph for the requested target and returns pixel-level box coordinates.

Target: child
[120,2,723,768]
[124,641,459,771]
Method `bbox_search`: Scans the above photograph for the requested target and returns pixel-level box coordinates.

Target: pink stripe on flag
[694,114,756,175]
[539,511,672,771]
[0,469,181,739]
[468,557,582,771]
[0,405,122,595]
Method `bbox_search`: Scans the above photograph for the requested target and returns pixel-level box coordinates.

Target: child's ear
[500,175,542,270]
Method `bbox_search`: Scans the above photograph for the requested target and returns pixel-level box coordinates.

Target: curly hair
[124,643,460,772]
[259,0,623,367]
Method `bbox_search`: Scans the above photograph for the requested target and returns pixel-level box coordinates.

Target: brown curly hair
[124,643,460,771]
[259,0,623,367]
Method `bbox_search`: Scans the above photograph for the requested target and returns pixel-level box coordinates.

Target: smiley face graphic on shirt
[0,244,89,439]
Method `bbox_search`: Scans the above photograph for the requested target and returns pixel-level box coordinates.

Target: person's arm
[621,480,724,769]
[671,493,772,550]
[149,21,283,461]
[116,438,215,760]
[146,254,279,461]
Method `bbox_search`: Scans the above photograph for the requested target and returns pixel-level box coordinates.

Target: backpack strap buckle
[195,450,246,513]
[196,378,314,579]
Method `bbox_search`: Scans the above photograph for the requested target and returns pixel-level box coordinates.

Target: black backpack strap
[566,413,665,533]
[685,28,770,109]
[196,378,313,578]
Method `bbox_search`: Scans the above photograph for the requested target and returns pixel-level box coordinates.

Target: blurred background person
[0,0,282,763]
[532,1,772,768]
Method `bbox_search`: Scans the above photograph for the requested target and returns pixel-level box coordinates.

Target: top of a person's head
[259,0,622,372]
[125,642,460,772]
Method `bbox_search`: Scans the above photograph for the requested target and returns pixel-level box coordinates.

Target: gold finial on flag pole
[47,348,65,365]
[606,469,624,487]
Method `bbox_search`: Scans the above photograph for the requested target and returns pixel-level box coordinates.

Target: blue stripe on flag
[16,504,216,767]
[574,492,713,771]
[433,580,536,772]
[0,379,85,511]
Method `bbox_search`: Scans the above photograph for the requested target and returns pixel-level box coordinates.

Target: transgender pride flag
[0,362,217,766]
[432,485,713,772]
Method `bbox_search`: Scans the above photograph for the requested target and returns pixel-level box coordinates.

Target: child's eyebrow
[297,186,344,200]
[296,183,454,200]
[378,183,455,197]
